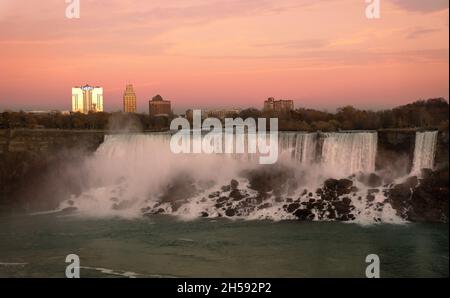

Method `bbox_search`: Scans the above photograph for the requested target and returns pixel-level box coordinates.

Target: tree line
[0,98,448,132]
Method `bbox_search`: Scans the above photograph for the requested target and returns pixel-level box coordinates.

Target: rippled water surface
[0,214,448,278]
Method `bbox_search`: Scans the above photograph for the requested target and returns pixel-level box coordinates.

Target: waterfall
[59,131,404,223]
[411,131,438,174]
[278,132,317,164]
[321,132,377,176]
[293,133,317,164]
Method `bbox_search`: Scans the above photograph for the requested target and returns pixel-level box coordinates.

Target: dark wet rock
[327,208,336,219]
[420,168,433,179]
[322,178,353,197]
[405,176,419,188]
[221,185,231,192]
[286,198,293,203]
[200,211,209,217]
[324,178,339,189]
[366,194,375,202]
[293,208,314,220]
[229,189,244,201]
[332,201,351,216]
[338,179,353,189]
[217,196,228,203]
[225,208,237,217]
[342,197,352,205]
[286,202,300,213]
[230,179,239,190]
[388,168,448,222]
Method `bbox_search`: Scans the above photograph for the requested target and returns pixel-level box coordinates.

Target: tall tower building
[123,84,137,113]
[72,85,103,114]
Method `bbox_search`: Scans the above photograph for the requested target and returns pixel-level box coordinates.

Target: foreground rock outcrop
[388,168,448,222]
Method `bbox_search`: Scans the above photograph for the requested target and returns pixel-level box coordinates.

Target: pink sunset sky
[0,0,448,113]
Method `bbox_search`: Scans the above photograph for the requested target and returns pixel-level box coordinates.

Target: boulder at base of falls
[293,208,314,220]
[388,167,449,222]
[322,178,354,197]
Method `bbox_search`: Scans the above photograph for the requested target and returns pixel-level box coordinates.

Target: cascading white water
[411,131,438,174]
[321,132,377,177]
[59,131,404,224]
[278,132,317,164]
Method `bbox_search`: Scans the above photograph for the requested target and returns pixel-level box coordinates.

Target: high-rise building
[263,97,294,112]
[72,85,103,114]
[123,84,137,113]
[149,94,171,117]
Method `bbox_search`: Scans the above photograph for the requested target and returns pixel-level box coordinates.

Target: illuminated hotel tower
[72,85,103,114]
[123,84,137,113]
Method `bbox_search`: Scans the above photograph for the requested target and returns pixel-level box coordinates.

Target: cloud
[191,48,449,68]
[253,39,328,49]
[406,28,440,39]
[0,0,274,42]
[389,0,448,13]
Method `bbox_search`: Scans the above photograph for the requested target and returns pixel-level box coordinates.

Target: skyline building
[149,94,171,117]
[123,84,137,113]
[72,85,103,114]
[263,97,294,113]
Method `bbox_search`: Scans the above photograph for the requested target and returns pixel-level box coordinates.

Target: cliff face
[376,130,416,176]
[376,130,449,176]
[0,129,105,213]
[435,130,449,168]
[0,129,104,154]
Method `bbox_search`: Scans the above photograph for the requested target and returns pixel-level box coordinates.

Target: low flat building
[263,97,294,112]
[149,94,171,117]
